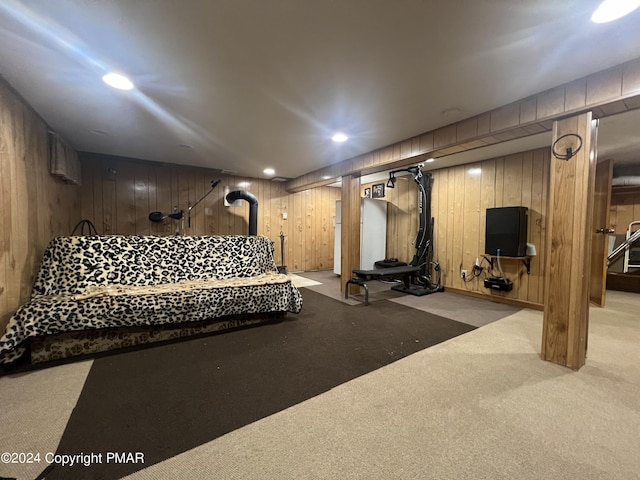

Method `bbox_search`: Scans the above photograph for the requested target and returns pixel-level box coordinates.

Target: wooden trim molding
[286,57,640,193]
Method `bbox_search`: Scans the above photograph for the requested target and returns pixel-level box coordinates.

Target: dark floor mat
[49,289,475,479]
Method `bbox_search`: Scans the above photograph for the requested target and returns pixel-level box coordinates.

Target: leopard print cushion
[33,235,282,296]
[0,235,303,364]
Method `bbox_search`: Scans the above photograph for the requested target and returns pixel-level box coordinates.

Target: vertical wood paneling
[528,149,548,304]
[0,103,8,327]
[431,171,440,263]
[179,170,191,235]
[78,154,338,272]
[501,154,524,297]
[305,190,315,270]
[451,166,465,290]
[134,164,150,236]
[80,161,95,225]
[398,178,412,263]
[102,163,117,235]
[7,97,21,312]
[155,165,172,235]
[279,182,291,269]
[319,186,333,270]
[187,170,203,235]
[90,162,104,235]
[479,159,497,287]
[519,152,534,301]
[428,148,550,307]
[116,161,136,235]
[0,79,81,334]
[434,170,448,285]
[273,182,284,267]
[611,194,640,233]
[461,164,481,292]
[293,190,304,271]
[494,157,505,207]
[539,149,551,303]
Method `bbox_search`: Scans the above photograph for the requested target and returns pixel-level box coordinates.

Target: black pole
[278,231,287,274]
[225,190,258,235]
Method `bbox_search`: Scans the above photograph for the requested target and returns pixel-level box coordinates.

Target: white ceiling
[1,0,639,180]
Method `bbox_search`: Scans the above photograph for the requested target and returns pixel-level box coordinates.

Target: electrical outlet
[461,270,468,279]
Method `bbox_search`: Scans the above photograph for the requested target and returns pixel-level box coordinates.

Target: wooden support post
[340,174,361,294]
[542,112,597,370]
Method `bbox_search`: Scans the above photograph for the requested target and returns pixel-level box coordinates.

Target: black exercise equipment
[346,163,443,304]
[374,258,407,268]
[345,265,421,305]
[386,163,443,296]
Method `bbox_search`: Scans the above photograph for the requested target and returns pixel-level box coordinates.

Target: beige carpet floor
[287,273,322,288]
[122,290,640,480]
[0,360,94,480]
[1,289,638,480]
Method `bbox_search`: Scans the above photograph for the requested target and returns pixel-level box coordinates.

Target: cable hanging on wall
[552,133,583,161]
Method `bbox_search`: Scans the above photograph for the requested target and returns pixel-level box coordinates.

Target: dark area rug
[48,288,475,479]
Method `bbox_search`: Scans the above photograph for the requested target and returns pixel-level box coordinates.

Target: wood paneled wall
[362,177,419,264]
[610,164,640,234]
[80,154,340,272]
[611,191,640,234]
[361,148,550,307]
[431,148,550,307]
[0,79,81,334]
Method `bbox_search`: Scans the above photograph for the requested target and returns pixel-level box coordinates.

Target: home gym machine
[345,163,443,304]
[385,163,443,296]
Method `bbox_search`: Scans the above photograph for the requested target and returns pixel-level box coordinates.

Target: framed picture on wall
[372,183,385,198]
[364,187,371,198]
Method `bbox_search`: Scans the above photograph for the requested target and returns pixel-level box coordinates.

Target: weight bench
[345,265,421,305]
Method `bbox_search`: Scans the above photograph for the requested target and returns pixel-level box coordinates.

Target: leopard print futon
[0,235,303,364]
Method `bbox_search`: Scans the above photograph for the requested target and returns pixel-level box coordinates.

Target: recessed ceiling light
[425,158,435,163]
[332,132,348,142]
[591,0,640,22]
[263,168,275,175]
[102,72,134,90]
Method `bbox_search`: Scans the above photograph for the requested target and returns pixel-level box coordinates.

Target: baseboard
[607,272,640,293]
